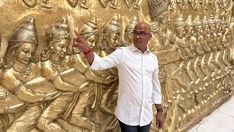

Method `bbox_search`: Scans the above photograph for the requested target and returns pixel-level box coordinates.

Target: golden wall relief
[149,0,234,131]
[0,0,233,132]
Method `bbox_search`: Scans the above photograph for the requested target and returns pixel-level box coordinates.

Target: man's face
[50,39,69,59]
[15,42,35,65]
[132,23,152,49]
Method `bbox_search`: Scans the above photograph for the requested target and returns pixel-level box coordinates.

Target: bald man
[74,22,164,132]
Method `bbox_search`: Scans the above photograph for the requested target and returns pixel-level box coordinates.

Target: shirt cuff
[90,53,101,70]
[152,96,162,104]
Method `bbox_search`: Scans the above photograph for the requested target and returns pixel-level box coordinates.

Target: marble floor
[189,96,234,132]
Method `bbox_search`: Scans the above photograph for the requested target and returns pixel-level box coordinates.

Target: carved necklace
[13,64,32,78]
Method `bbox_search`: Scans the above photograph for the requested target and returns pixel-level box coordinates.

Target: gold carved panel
[0,0,233,132]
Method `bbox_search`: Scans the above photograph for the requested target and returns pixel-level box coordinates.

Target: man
[74,22,164,132]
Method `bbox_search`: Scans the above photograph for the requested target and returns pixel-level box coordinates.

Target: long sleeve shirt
[90,44,162,126]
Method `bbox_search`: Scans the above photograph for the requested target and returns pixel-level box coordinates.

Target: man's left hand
[156,112,164,128]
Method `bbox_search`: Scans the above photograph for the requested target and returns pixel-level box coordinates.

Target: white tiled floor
[189,96,234,132]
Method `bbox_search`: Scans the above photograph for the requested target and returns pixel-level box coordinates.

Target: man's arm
[155,104,164,128]
[74,31,123,70]
[152,60,164,128]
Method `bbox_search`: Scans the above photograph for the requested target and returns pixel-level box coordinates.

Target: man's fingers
[156,120,163,128]
[158,122,162,128]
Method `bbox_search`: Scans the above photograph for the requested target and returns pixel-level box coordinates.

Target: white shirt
[90,44,162,126]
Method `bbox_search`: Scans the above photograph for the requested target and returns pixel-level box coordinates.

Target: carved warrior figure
[79,17,99,50]
[101,16,121,55]
[125,0,141,9]
[66,0,90,9]
[22,0,37,8]
[0,34,25,131]
[0,18,60,132]
[39,17,115,132]
[99,0,119,9]
[79,17,119,132]
[22,0,52,8]
[174,15,193,59]
[124,16,137,44]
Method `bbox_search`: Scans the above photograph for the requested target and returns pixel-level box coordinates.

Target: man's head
[132,22,152,50]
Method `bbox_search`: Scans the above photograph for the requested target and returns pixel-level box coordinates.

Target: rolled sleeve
[152,62,162,104]
[90,48,124,70]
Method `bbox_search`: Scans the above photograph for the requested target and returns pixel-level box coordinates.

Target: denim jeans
[118,120,151,132]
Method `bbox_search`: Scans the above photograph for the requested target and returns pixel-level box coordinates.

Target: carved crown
[80,17,98,37]
[8,18,38,44]
[45,17,70,44]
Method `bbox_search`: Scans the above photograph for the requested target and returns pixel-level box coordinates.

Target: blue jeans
[118,120,151,132]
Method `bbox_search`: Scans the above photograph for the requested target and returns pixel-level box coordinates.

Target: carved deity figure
[201,16,211,52]
[100,16,121,55]
[99,0,119,9]
[22,0,52,8]
[194,16,213,81]
[124,16,137,44]
[174,15,193,59]
[66,0,90,9]
[0,18,60,132]
[125,0,140,9]
[39,17,115,132]
[185,15,196,57]
[79,17,99,50]
[80,17,120,132]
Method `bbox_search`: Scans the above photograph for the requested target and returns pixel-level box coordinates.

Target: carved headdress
[80,17,98,38]
[125,16,138,33]
[103,16,120,33]
[194,16,201,26]
[185,15,193,26]
[148,0,170,20]
[8,18,38,44]
[45,17,70,45]
[4,18,38,68]
[202,16,208,25]
[176,15,185,27]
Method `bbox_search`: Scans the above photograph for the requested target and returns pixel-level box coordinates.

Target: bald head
[134,22,151,33]
[132,22,152,53]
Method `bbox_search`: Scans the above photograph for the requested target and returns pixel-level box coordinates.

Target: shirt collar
[129,44,150,54]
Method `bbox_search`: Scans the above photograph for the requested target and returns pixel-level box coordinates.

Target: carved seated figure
[0,18,60,132]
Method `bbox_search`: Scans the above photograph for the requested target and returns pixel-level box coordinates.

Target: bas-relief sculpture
[0,0,233,132]
[149,0,234,131]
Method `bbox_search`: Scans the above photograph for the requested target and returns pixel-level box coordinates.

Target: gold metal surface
[0,0,233,132]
